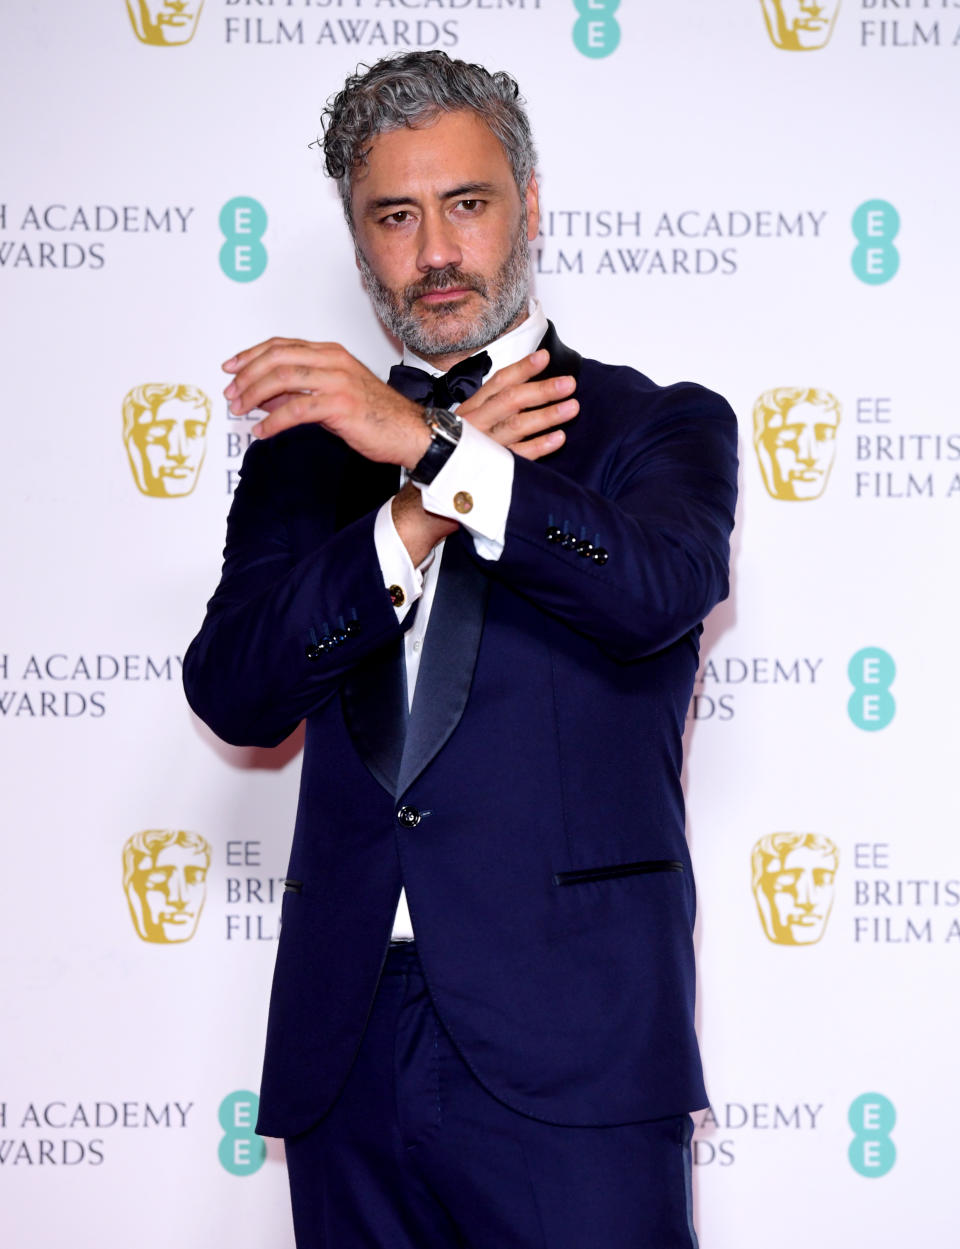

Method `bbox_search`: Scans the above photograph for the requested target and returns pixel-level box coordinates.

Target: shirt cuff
[415,420,514,562]
[373,498,422,622]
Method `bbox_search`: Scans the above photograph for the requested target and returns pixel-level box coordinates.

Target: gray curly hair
[321,51,537,226]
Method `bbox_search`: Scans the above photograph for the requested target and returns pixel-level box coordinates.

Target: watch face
[427,407,462,444]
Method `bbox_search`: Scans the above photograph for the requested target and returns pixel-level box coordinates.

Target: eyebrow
[364,182,500,214]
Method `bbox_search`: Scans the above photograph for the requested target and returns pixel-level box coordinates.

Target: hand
[223,337,430,468]
[458,348,579,457]
[390,349,580,566]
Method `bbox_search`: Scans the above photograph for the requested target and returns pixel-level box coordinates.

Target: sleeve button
[592,547,609,566]
[560,532,577,550]
[576,540,594,558]
[546,525,562,543]
[305,644,321,661]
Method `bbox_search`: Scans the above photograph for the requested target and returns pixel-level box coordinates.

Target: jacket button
[576,539,594,558]
[560,531,577,550]
[592,547,609,565]
[397,805,421,828]
[305,643,320,661]
[545,525,562,543]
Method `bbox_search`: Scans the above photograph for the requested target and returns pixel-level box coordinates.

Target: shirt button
[453,491,474,514]
[388,584,405,607]
[397,805,421,829]
[412,639,422,653]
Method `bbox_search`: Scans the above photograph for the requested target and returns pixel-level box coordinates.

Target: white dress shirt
[373,299,549,938]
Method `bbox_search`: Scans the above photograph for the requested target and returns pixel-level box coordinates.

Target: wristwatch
[409,405,463,486]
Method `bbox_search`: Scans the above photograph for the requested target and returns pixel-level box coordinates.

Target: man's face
[126,397,209,497]
[126,0,205,46]
[351,109,538,366]
[755,844,837,945]
[757,400,839,500]
[127,843,208,943]
[760,0,840,50]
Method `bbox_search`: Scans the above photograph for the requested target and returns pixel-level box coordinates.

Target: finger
[222,336,313,375]
[228,350,352,416]
[511,429,567,460]
[463,374,577,433]
[483,397,579,446]
[458,349,549,414]
[251,393,326,440]
[224,341,345,408]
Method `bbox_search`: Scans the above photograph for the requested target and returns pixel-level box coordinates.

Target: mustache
[405,267,488,303]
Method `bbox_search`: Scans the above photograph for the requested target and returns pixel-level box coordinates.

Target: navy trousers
[284,942,699,1248]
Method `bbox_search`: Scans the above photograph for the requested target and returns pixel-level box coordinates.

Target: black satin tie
[388,351,492,408]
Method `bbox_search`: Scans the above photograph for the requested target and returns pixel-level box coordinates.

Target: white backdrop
[2,2,957,1245]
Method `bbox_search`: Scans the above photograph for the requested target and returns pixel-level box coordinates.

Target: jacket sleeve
[486,377,739,661]
[182,433,405,748]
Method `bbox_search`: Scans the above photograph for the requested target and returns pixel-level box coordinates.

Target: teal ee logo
[219,197,268,283]
[852,200,899,285]
[218,1090,266,1175]
[573,0,621,58]
[848,1092,896,1177]
[847,647,896,731]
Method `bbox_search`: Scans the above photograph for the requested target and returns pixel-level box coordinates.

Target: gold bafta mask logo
[126,0,205,46]
[759,0,841,51]
[123,830,211,944]
[123,383,211,498]
[751,834,838,946]
[753,388,841,501]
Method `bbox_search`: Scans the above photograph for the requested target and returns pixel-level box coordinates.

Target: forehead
[352,109,516,207]
[136,398,208,427]
[766,844,835,872]
[766,401,838,430]
[136,843,208,870]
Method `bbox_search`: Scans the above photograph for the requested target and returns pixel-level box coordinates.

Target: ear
[525,173,540,242]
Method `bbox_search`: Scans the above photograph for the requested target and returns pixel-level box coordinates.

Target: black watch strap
[409,407,462,486]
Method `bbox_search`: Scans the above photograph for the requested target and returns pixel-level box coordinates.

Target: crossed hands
[223,337,579,561]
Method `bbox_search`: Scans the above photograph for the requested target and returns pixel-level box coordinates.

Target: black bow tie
[388,351,492,409]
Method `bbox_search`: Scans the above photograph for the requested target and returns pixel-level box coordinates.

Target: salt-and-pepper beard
[356,216,531,358]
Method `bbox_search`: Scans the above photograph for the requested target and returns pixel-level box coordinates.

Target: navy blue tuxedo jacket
[183,325,738,1138]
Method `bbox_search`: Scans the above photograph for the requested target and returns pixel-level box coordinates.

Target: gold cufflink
[453,491,473,514]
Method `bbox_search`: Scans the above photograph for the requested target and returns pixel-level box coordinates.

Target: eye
[382,210,412,225]
[457,199,482,212]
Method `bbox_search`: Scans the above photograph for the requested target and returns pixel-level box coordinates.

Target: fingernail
[547,430,566,447]
[251,422,263,438]
[530,349,547,363]
[557,400,578,417]
[224,381,237,397]
[229,399,242,414]
[223,356,238,370]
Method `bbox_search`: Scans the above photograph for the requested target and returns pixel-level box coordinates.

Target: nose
[416,208,462,274]
[795,424,817,465]
[168,423,189,464]
[166,871,188,910]
[794,872,815,910]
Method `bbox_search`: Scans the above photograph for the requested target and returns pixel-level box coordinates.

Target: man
[184,51,737,1248]
[122,828,211,943]
[122,381,211,498]
[751,833,839,946]
[752,386,841,501]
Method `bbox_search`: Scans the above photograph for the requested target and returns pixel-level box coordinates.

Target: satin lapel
[396,534,489,798]
[536,322,583,384]
[341,633,409,797]
[339,452,407,796]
